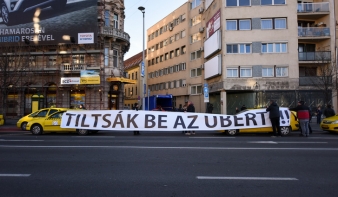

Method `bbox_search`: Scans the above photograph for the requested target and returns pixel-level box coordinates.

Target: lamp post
[138,6,146,110]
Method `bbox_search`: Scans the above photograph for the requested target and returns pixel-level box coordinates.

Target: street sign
[141,62,145,77]
[204,83,209,103]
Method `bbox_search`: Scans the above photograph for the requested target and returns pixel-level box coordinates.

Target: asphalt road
[1,130,338,197]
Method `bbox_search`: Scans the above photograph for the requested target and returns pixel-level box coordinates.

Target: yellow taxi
[320,115,338,133]
[26,110,91,135]
[0,114,4,126]
[221,109,299,136]
[17,108,68,131]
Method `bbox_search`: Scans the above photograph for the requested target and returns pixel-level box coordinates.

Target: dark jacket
[323,107,335,118]
[290,104,310,120]
[266,102,280,119]
[187,104,195,113]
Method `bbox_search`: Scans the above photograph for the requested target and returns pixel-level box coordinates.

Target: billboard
[206,9,220,39]
[0,0,97,45]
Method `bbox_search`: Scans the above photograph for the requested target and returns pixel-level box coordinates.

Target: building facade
[0,0,130,118]
[146,0,337,114]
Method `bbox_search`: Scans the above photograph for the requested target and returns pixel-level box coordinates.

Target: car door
[43,111,68,132]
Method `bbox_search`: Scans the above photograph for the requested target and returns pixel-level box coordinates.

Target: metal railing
[297,2,329,13]
[299,76,332,86]
[298,27,330,37]
[298,51,331,61]
[62,64,87,71]
[99,27,130,43]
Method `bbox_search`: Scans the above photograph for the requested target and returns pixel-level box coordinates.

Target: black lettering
[75,114,81,126]
[81,114,90,127]
[187,115,198,129]
[256,112,266,125]
[158,115,167,128]
[220,116,232,127]
[127,114,139,128]
[234,115,244,126]
[102,114,111,128]
[112,114,124,128]
[173,116,186,129]
[205,116,217,128]
[245,113,257,126]
[145,114,155,128]
[91,114,101,127]
[65,113,76,126]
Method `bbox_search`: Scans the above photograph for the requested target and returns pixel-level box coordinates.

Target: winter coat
[290,104,311,120]
[266,102,280,119]
[187,104,195,113]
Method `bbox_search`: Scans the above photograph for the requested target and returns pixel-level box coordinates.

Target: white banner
[61,108,291,131]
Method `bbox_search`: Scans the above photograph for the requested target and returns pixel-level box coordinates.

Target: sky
[124,0,187,60]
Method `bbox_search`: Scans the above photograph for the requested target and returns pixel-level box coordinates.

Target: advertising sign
[0,0,97,45]
[204,83,209,103]
[61,77,80,85]
[80,70,100,84]
[206,9,221,39]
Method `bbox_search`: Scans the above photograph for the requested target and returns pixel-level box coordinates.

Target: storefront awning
[106,77,137,84]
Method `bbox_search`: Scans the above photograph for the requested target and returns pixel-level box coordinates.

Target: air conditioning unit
[199,7,204,14]
[200,64,204,69]
[200,47,204,51]
[199,27,204,33]
[169,26,173,31]
[168,22,174,31]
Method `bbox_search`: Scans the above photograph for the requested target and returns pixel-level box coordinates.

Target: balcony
[298,51,331,62]
[297,3,329,13]
[61,64,87,72]
[299,76,332,86]
[99,27,130,43]
[298,27,330,37]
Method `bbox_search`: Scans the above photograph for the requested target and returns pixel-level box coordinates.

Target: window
[170,51,174,59]
[262,18,286,29]
[190,0,201,9]
[276,67,288,77]
[191,85,202,94]
[113,13,118,28]
[104,47,109,66]
[261,0,285,5]
[262,68,274,77]
[165,53,169,60]
[156,57,159,64]
[132,73,134,80]
[113,49,118,67]
[227,68,238,77]
[160,55,164,62]
[163,39,168,46]
[191,14,202,26]
[181,30,186,38]
[170,36,175,44]
[190,68,202,77]
[262,43,287,53]
[175,48,180,56]
[227,19,251,30]
[191,32,201,43]
[181,46,186,54]
[227,44,251,54]
[104,10,110,27]
[226,0,250,6]
[190,49,202,60]
[240,68,252,77]
[175,33,180,41]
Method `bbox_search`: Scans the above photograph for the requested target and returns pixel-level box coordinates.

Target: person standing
[185,100,196,135]
[266,100,281,137]
[290,101,311,137]
[79,104,86,109]
[235,107,240,114]
[207,103,213,113]
[316,106,322,124]
[133,103,140,135]
[323,104,335,118]
[240,105,247,111]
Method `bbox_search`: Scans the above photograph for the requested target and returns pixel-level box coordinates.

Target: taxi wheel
[77,129,89,135]
[21,122,27,131]
[280,126,291,136]
[31,124,43,135]
[226,129,238,136]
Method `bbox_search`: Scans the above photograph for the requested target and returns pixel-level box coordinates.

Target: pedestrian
[185,100,195,135]
[79,104,86,109]
[240,105,247,111]
[290,101,311,137]
[316,106,322,124]
[323,104,335,118]
[235,107,240,114]
[207,103,213,113]
[133,103,140,135]
[266,100,281,137]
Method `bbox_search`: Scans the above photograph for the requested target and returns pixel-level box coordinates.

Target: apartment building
[146,1,205,112]
[0,0,130,117]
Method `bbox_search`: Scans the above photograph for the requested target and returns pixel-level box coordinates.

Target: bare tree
[0,43,31,124]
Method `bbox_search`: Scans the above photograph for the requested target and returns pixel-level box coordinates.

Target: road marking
[0,174,31,177]
[248,141,327,144]
[1,145,338,151]
[72,136,115,138]
[190,137,236,139]
[0,139,44,142]
[196,176,298,181]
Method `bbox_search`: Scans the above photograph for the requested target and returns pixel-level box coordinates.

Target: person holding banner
[266,100,281,137]
[185,101,196,135]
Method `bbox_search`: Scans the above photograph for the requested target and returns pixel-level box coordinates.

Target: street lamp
[138,6,146,110]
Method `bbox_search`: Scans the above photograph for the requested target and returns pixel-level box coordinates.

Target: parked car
[17,107,68,131]
[1,0,68,25]
[26,110,91,135]
[0,114,4,125]
[320,115,338,133]
[220,109,299,136]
